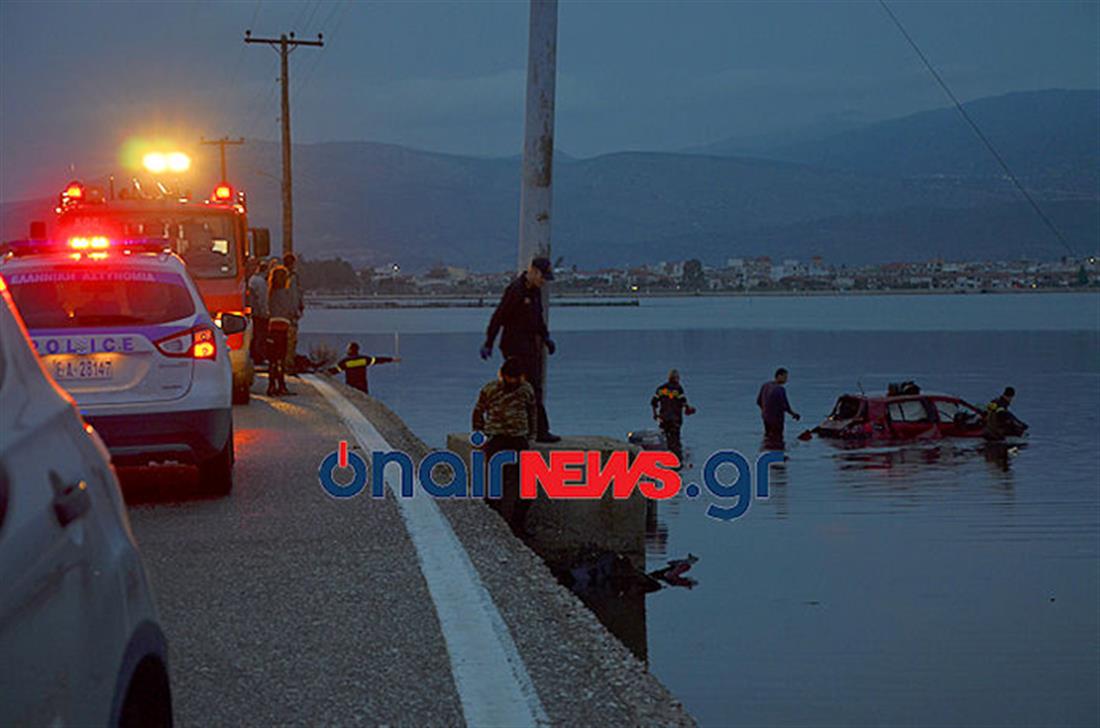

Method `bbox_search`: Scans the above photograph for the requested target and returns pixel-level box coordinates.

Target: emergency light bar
[1,237,173,258]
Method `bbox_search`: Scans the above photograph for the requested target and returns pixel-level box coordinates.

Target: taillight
[155,325,217,360]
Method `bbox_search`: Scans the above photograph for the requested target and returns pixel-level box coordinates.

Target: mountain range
[3,89,1097,269]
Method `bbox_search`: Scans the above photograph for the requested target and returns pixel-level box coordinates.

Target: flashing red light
[68,236,110,250]
[155,325,217,360]
[63,182,84,200]
[214,184,233,201]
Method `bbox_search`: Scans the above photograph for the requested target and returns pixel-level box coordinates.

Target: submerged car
[814,384,989,442]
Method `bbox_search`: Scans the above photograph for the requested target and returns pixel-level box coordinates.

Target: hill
[3,90,1096,269]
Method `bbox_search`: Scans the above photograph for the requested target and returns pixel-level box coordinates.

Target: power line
[244,30,324,255]
[295,0,351,101]
[877,0,1077,257]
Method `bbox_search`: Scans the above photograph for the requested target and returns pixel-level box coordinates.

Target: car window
[888,399,932,423]
[64,212,239,279]
[934,400,959,423]
[5,268,195,329]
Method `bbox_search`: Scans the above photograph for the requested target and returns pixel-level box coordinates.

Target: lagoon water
[302,293,1100,727]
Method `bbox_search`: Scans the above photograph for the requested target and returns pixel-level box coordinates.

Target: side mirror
[220,313,247,336]
[249,227,271,259]
[29,221,46,239]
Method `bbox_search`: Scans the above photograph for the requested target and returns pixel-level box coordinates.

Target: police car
[0,236,244,495]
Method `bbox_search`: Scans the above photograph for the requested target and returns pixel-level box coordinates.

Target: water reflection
[299,317,1100,727]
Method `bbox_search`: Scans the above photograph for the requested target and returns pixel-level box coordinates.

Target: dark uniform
[984,395,1028,440]
[484,273,551,438]
[651,380,691,461]
[757,381,793,442]
[335,355,395,394]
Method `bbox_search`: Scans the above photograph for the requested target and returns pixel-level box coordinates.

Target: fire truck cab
[50,180,270,404]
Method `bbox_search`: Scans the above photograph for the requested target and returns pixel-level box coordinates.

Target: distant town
[298,255,1100,299]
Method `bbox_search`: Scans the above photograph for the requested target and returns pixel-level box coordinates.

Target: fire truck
[46,176,271,404]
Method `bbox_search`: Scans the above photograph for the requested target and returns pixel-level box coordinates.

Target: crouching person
[472,356,536,537]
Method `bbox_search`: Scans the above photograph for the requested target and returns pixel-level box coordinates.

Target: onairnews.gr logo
[319,433,782,522]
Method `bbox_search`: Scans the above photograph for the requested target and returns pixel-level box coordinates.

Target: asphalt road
[125,374,692,727]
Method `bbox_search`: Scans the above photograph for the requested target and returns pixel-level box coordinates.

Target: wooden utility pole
[200,136,245,181]
[244,30,323,255]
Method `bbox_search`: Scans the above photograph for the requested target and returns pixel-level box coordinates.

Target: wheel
[232,380,251,405]
[198,425,234,496]
[117,656,172,728]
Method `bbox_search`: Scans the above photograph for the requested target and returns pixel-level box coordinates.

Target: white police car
[0,274,172,726]
[0,237,244,495]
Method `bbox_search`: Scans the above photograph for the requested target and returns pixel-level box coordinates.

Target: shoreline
[306,287,1099,309]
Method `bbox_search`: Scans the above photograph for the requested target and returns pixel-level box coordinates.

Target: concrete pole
[518,0,558,393]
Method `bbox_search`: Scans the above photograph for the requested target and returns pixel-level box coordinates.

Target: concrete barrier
[446,434,648,570]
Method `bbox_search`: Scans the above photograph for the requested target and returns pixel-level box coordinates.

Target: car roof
[838,392,965,402]
[1,250,189,274]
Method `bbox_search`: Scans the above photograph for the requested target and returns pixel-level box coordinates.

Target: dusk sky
[1,0,1097,201]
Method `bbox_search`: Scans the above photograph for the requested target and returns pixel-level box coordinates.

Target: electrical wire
[877,0,1077,257]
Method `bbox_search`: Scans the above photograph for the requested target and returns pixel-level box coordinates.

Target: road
[125,374,692,727]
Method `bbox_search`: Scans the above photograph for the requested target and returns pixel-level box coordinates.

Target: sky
[1,0,1097,202]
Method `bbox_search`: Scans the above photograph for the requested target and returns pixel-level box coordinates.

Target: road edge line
[304,374,549,727]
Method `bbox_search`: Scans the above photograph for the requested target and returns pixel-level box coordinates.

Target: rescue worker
[650,369,696,463]
[984,386,1028,440]
[328,342,399,394]
[247,258,270,364]
[480,256,559,443]
[472,356,537,536]
[756,368,800,445]
[282,253,304,374]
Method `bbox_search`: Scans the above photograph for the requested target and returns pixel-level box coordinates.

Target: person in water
[650,369,696,463]
[329,342,399,394]
[984,386,1028,440]
[757,367,801,444]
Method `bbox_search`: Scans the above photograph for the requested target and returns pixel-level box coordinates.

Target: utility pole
[244,29,323,255]
[518,0,558,393]
[200,136,245,181]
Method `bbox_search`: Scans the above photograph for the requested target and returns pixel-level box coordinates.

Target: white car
[0,238,243,495]
[0,276,172,726]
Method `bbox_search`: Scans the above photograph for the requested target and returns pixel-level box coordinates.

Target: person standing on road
[651,369,696,464]
[266,265,296,396]
[247,258,270,365]
[472,356,537,536]
[757,368,800,445]
[480,256,559,443]
[283,253,304,375]
[328,342,400,395]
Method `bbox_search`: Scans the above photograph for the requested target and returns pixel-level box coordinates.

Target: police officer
[481,257,559,443]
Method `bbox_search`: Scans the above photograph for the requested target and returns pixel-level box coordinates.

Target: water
[301,293,1100,727]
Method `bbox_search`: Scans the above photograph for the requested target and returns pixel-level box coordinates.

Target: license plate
[52,357,113,381]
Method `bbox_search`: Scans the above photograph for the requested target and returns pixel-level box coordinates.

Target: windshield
[3,268,195,329]
[62,210,239,279]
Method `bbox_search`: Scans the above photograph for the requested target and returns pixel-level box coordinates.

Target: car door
[885,398,939,439]
[0,289,115,725]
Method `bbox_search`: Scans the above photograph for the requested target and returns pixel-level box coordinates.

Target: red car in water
[814,389,987,442]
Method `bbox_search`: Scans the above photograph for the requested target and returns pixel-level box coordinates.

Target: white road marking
[305,375,549,728]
